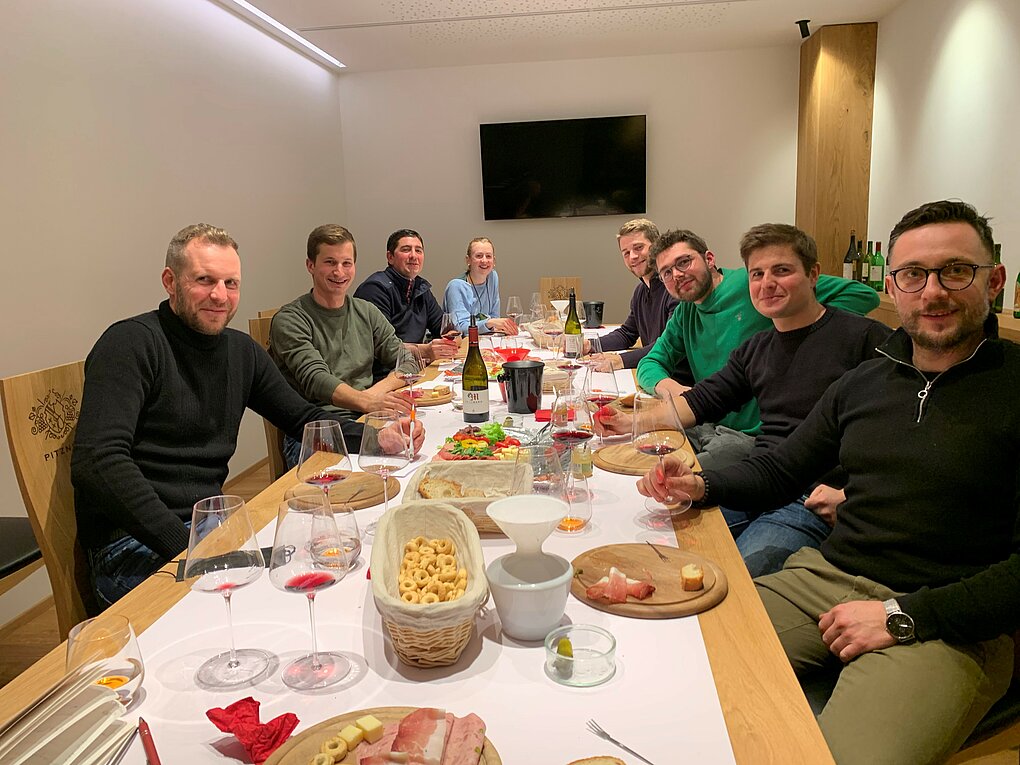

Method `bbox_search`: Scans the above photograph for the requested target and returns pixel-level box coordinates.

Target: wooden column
[796,23,878,276]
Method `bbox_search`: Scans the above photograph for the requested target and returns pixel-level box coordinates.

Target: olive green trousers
[755,547,1014,765]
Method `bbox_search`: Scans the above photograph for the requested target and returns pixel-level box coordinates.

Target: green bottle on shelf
[867,241,883,291]
[842,230,857,281]
[991,243,1003,313]
[855,240,866,283]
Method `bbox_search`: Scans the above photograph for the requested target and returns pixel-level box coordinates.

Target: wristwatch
[883,598,915,643]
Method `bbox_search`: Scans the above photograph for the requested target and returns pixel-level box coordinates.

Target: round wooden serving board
[592,440,695,476]
[404,387,455,407]
[265,706,502,765]
[571,543,727,618]
[316,472,400,510]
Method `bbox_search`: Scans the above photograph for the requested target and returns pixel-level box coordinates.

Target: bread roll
[681,563,704,591]
[567,757,627,765]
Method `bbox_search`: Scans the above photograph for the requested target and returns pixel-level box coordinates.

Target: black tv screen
[479,115,646,220]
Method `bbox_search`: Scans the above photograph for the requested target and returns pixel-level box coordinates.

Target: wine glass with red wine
[395,345,429,419]
[550,388,594,452]
[268,492,350,690]
[583,363,620,446]
[439,312,462,343]
[505,296,523,333]
[296,420,352,500]
[631,392,692,517]
[185,495,273,688]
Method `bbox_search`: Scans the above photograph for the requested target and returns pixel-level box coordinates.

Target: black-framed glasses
[888,263,995,293]
[657,255,696,282]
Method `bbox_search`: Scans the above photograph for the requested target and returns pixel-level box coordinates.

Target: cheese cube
[355,714,385,743]
[337,724,364,749]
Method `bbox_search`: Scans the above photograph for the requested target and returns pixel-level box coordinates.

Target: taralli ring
[401,590,420,604]
[411,568,430,586]
[321,737,347,758]
[309,754,334,765]
[420,592,440,604]
[399,578,417,593]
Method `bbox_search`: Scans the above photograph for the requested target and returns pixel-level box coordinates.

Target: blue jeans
[283,434,301,470]
[89,523,191,609]
[721,497,831,578]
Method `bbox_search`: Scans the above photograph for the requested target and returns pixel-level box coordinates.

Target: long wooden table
[0,353,834,764]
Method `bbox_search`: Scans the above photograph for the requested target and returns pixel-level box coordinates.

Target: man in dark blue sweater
[639,201,1016,765]
[72,224,423,608]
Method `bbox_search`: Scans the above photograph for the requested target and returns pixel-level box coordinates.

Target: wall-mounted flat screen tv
[479,115,646,221]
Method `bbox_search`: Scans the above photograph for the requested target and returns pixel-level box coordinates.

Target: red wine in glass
[552,429,594,447]
[635,442,678,457]
[283,571,339,593]
[586,392,618,407]
[304,469,349,489]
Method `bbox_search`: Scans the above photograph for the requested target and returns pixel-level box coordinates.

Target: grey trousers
[755,547,1014,765]
[686,422,755,472]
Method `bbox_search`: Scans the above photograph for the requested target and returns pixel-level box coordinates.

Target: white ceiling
[249,0,907,72]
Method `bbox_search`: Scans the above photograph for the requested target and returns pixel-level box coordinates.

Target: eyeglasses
[657,255,696,282]
[888,263,995,293]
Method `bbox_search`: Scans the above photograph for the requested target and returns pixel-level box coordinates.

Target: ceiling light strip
[214,0,345,70]
[301,0,754,32]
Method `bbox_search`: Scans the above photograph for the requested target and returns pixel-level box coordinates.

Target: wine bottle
[884,241,892,294]
[855,240,866,283]
[842,230,857,281]
[462,315,489,424]
[1012,262,1019,319]
[563,288,583,359]
[868,240,883,291]
[992,244,1003,313]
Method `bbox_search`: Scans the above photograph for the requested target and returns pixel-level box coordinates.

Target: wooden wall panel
[796,23,878,277]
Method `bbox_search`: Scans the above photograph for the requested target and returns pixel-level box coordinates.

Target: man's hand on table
[424,339,458,361]
[591,353,623,372]
[636,454,703,503]
[818,601,896,662]
[378,417,426,456]
[486,317,518,335]
[361,386,414,416]
[804,483,845,527]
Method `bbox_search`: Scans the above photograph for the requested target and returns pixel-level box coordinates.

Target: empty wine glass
[297,420,352,502]
[396,345,429,419]
[558,470,593,533]
[529,291,544,321]
[66,615,145,706]
[184,495,273,687]
[631,392,692,518]
[288,485,362,571]
[512,444,567,498]
[269,493,350,690]
[505,295,523,331]
[358,411,411,536]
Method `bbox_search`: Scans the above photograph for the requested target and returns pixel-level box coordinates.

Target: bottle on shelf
[563,288,583,359]
[854,240,866,283]
[462,315,489,424]
[992,243,1003,314]
[842,229,857,281]
[884,241,892,294]
[1013,266,1019,320]
[869,240,884,291]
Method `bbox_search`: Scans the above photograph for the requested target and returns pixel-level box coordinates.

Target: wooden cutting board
[402,387,455,407]
[310,473,400,510]
[571,543,727,618]
[592,440,695,475]
[265,706,502,764]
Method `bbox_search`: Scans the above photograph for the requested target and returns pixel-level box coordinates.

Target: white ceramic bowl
[486,552,573,641]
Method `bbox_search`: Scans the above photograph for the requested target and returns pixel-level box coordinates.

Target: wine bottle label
[870,265,883,282]
[563,333,583,357]
[463,388,489,416]
[842,263,854,280]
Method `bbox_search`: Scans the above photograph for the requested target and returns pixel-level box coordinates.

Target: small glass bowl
[544,624,616,687]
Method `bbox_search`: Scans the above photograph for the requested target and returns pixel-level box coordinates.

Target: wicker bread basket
[523,319,563,349]
[371,501,489,668]
[403,461,530,535]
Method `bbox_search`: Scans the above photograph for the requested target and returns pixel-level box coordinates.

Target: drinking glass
[296,420,352,500]
[269,493,350,690]
[358,411,411,535]
[288,484,363,571]
[550,388,594,452]
[583,364,620,445]
[439,312,461,343]
[558,470,593,533]
[529,291,544,321]
[66,615,144,706]
[395,345,429,419]
[579,334,603,370]
[512,444,567,498]
[631,392,692,517]
[505,296,523,331]
[184,495,273,687]
[543,312,564,357]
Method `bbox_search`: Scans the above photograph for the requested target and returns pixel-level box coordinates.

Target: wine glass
[631,392,692,518]
[269,493,351,690]
[558,470,593,533]
[529,291,544,321]
[66,615,145,706]
[288,485,362,571]
[544,312,564,358]
[550,388,594,452]
[512,444,567,498]
[439,312,461,343]
[358,411,411,535]
[505,295,523,332]
[396,345,429,419]
[579,333,603,370]
[583,364,620,446]
[184,495,273,687]
[296,420,352,500]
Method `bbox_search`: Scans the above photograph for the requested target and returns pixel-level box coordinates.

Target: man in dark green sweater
[72,224,423,608]
[638,201,1016,765]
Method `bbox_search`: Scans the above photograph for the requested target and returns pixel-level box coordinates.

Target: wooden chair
[257,307,278,319]
[538,277,582,313]
[1,361,97,640]
[247,316,288,481]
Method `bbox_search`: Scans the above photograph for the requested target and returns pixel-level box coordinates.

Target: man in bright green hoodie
[636,228,879,469]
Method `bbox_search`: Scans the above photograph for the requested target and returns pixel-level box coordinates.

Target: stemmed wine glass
[396,345,429,419]
[185,495,273,687]
[529,291,544,322]
[268,493,351,690]
[512,444,567,498]
[544,312,564,358]
[297,420,352,501]
[550,388,594,452]
[288,484,362,571]
[439,312,461,344]
[358,411,411,536]
[558,470,593,533]
[579,334,603,370]
[631,392,692,518]
[583,363,620,446]
[505,296,523,333]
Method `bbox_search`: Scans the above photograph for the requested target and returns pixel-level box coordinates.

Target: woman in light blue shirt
[443,237,518,334]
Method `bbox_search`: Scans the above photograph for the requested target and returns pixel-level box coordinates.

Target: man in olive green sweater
[637,228,879,469]
[271,225,414,467]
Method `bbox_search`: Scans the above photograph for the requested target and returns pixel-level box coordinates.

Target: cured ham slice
[585,566,655,604]
[391,708,447,765]
[441,713,486,765]
[360,755,409,764]
[359,723,400,764]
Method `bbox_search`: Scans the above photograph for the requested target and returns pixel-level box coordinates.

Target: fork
[645,540,671,562]
[586,719,657,765]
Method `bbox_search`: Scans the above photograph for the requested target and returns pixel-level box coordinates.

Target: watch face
[887,613,915,640]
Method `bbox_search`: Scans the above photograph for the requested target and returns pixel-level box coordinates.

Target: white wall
[337,47,801,318]
[0,0,345,617]
[870,0,1020,299]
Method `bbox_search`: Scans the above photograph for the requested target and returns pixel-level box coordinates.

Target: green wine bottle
[868,240,884,291]
[563,288,583,358]
[842,230,857,281]
[462,315,489,423]
[992,244,1003,313]
[855,240,866,283]
[1012,262,1019,319]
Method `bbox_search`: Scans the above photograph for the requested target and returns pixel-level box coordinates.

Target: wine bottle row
[841,229,885,292]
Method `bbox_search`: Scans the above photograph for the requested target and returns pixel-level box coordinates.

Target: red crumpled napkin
[207,697,299,764]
